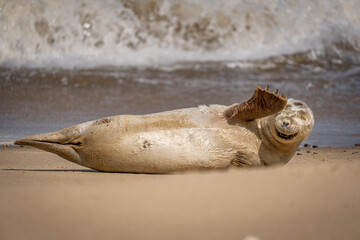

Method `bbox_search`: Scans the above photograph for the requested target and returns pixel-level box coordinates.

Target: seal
[14,86,314,173]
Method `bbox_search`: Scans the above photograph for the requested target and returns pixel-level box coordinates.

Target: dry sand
[0,146,359,240]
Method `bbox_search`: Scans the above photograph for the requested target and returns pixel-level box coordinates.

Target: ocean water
[0,0,360,146]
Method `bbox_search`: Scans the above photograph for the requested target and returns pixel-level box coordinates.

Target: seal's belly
[78,128,244,173]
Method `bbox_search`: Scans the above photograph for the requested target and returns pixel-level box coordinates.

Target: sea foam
[0,0,359,68]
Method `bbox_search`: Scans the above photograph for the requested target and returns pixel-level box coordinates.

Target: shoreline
[1,146,359,240]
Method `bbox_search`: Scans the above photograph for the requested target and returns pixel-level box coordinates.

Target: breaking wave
[0,0,360,68]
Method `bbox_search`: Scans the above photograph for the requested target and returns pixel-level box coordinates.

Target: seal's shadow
[2,168,97,173]
[2,168,169,175]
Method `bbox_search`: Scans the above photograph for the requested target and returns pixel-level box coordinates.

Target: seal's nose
[283,121,290,127]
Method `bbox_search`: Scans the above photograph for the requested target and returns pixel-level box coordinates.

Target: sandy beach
[1,1,360,239]
[0,146,359,240]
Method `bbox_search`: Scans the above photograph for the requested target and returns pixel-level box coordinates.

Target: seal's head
[268,98,314,144]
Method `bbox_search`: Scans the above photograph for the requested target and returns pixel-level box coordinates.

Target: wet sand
[1,146,360,240]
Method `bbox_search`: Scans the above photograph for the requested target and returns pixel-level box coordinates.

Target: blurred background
[0,0,359,146]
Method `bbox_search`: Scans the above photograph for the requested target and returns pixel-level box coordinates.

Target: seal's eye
[298,110,307,121]
[294,102,304,106]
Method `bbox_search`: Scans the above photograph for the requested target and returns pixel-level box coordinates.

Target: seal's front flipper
[224,85,287,122]
[230,150,262,167]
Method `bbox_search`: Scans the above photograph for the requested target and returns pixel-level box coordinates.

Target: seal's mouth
[276,128,298,140]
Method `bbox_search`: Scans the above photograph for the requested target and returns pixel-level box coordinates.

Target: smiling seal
[15,86,314,173]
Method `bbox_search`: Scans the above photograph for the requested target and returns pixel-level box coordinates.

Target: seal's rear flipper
[14,122,91,165]
[224,85,287,121]
[14,138,82,164]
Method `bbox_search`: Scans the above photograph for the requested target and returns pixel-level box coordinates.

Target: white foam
[0,0,359,69]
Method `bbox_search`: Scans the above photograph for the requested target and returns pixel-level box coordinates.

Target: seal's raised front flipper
[224,85,287,122]
[14,122,91,165]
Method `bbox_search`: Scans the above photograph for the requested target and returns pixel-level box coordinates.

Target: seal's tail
[14,122,91,164]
